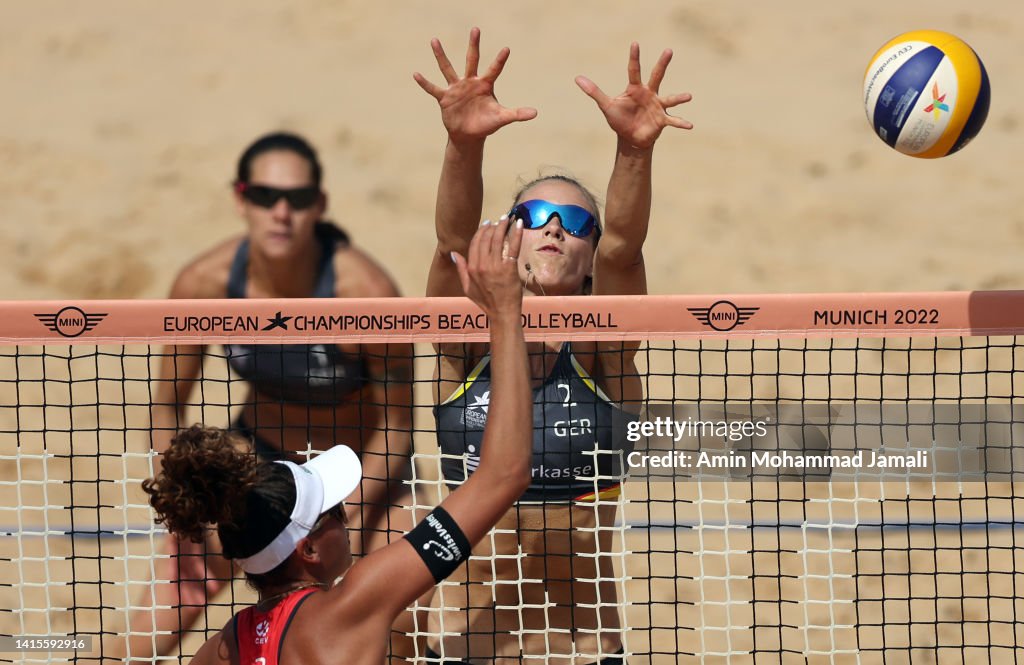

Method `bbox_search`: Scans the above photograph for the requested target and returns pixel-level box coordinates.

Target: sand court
[3,1,1024,662]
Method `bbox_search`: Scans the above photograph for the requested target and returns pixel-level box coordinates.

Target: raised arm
[576,43,693,296]
[341,218,530,618]
[415,28,536,298]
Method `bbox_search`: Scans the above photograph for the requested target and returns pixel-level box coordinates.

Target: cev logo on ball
[924,82,950,120]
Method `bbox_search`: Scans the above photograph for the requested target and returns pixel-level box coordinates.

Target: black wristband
[403,505,472,583]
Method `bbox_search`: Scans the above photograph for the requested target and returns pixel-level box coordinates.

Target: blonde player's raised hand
[414,27,537,143]
[576,42,693,150]
[451,216,524,319]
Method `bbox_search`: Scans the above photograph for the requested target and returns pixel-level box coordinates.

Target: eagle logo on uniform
[463,391,490,429]
[468,390,490,414]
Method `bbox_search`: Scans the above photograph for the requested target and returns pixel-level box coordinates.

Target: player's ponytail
[142,425,294,562]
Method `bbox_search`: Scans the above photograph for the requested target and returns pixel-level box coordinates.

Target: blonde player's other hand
[413,27,537,144]
[451,217,524,320]
[575,42,693,150]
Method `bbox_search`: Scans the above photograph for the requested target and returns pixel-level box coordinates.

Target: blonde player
[415,28,692,663]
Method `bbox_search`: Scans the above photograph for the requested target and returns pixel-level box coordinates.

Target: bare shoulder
[283,586,389,659]
[169,236,245,299]
[191,621,235,665]
[331,241,403,298]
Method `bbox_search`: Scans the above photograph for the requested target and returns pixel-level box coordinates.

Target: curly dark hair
[142,425,295,563]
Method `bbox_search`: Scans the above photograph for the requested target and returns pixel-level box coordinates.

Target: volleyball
[863,29,990,158]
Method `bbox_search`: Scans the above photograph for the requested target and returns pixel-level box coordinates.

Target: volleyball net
[2,292,1024,663]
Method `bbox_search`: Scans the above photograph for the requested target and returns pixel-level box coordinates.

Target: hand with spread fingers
[576,42,693,150]
[414,27,537,143]
[451,217,525,319]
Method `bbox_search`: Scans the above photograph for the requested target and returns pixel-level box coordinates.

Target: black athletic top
[434,344,635,503]
[224,222,368,405]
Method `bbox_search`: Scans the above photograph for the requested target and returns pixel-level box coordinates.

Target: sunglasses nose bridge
[269,194,295,216]
[543,213,566,237]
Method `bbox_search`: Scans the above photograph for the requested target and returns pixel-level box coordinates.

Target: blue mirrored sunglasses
[509,199,600,239]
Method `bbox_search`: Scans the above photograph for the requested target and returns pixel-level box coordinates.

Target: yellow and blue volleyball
[863,30,990,158]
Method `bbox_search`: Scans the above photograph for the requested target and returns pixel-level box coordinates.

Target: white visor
[237,445,362,575]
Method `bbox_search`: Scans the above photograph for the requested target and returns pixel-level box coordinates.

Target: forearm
[475,311,530,486]
[603,138,655,259]
[435,138,486,254]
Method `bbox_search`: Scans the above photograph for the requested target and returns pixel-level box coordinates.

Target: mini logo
[923,82,950,119]
[34,307,108,338]
[422,540,455,562]
[254,620,270,640]
[262,311,292,331]
[688,301,759,332]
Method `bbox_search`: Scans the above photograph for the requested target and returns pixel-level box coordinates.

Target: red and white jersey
[234,588,319,665]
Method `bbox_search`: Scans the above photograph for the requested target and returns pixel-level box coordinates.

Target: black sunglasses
[235,182,321,210]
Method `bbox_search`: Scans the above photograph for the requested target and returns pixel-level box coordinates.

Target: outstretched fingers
[662,91,694,129]
[575,75,611,109]
[661,92,693,108]
[465,27,481,77]
[627,42,642,86]
[431,37,459,84]
[481,46,511,83]
[502,106,538,124]
[412,71,443,100]
[664,114,694,130]
[647,48,673,93]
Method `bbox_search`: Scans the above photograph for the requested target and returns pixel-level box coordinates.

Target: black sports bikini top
[434,344,636,503]
[224,223,368,405]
